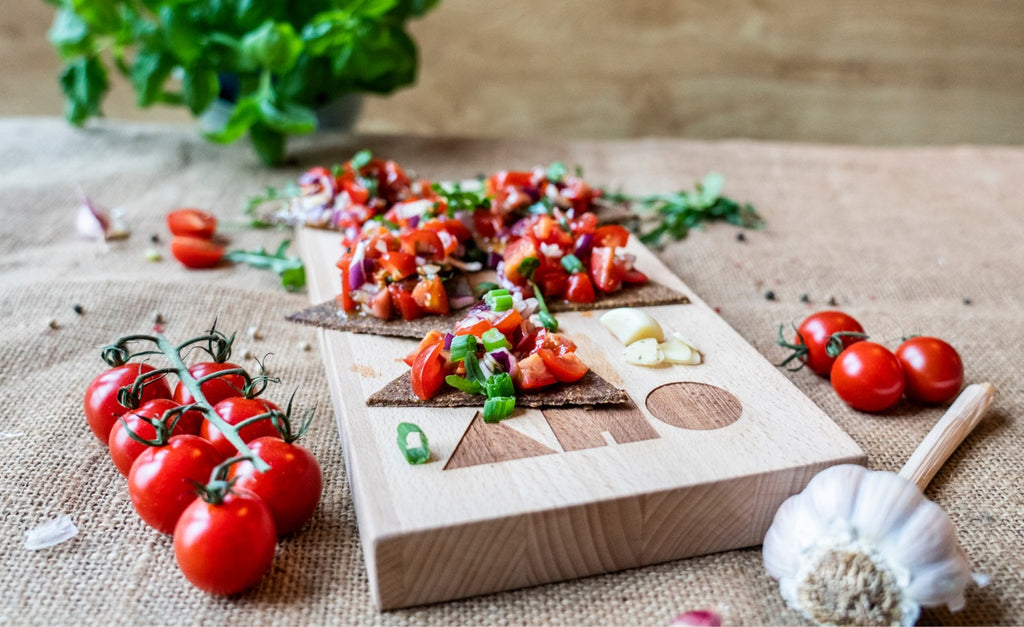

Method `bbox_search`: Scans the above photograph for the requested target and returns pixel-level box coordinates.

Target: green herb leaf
[47,9,91,58]
[239,20,303,74]
[546,161,567,183]
[482,396,515,423]
[182,69,218,115]
[130,49,175,108]
[397,422,430,464]
[445,374,484,395]
[59,55,108,125]
[351,149,373,169]
[224,239,306,290]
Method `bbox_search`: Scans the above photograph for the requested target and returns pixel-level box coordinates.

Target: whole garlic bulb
[763,464,977,626]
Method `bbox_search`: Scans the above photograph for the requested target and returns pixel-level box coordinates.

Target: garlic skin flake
[763,464,975,626]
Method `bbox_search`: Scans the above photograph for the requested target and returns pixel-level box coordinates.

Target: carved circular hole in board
[645,382,743,430]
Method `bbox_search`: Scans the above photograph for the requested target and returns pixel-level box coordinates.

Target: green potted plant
[46,0,439,165]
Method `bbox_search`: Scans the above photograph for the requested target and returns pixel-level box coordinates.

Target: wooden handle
[899,382,995,491]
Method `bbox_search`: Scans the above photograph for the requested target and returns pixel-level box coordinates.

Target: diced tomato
[454,317,495,338]
[565,272,596,303]
[493,309,523,335]
[561,177,598,213]
[369,288,392,320]
[532,329,577,356]
[338,172,370,205]
[378,251,417,281]
[514,329,541,356]
[593,224,631,249]
[489,170,535,191]
[411,276,450,315]
[404,330,446,367]
[400,229,446,259]
[534,265,568,298]
[388,283,422,321]
[364,232,399,259]
[514,353,558,390]
[568,212,598,236]
[502,237,540,284]
[336,255,355,311]
[590,246,622,293]
[621,269,648,285]
[423,217,472,242]
[473,208,504,239]
[411,343,446,400]
[537,348,588,383]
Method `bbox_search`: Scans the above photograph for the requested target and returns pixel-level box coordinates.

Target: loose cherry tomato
[513,353,558,390]
[173,362,248,407]
[593,224,631,248]
[85,363,172,443]
[171,236,225,269]
[411,343,446,400]
[173,488,277,595]
[895,336,964,404]
[108,399,198,477]
[228,437,323,536]
[201,397,283,460]
[128,434,222,534]
[830,342,905,412]
[536,348,588,383]
[167,209,217,240]
[782,310,866,377]
[411,276,450,315]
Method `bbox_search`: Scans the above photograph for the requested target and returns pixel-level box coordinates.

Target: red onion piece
[443,333,455,350]
[573,232,594,259]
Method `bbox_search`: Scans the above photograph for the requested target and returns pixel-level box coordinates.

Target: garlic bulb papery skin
[763,464,976,626]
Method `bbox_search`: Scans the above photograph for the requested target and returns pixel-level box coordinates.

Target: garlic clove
[882,498,963,572]
[849,467,925,545]
[903,553,972,610]
[805,463,867,524]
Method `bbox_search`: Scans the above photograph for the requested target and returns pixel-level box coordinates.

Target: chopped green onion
[484,288,510,298]
[485,372,515,398]
[486,293,513,312]
[473,281,500,298]
[397,422,430,464]
[560,253,584,275]
[481,328,512,352]
[449,334,477,362]
[531,282,559,331]
[483,396,516,423]
[445,374,484,395]
[464,351,487,385]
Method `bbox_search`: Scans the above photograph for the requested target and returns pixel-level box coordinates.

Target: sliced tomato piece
[532,329,577,355]
[568,212,598,236]
[167,209,217,239]
[171,236,225,269]
[590,246,622,293]
[565,272,596,303]
[514,353,558,390]
[400,229,446,259]
[411,343,446,400]
[423,217,472,242]
[493,309,523,335]
[411,276,450,315]
[502,237,540,284]
[388,283,422,321]
[537,348,588,383]
[335,254,355,311]
[621,269,648,285]
[593,224,631,249]
[455,317,495,338]
[404,330,446,367]
[378,251,417,281]
[364,232,399,259]
[534,265,568,298]
[369,288,392,320]
[473,208,504,239]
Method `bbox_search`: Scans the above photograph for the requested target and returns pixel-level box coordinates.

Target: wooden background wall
[3,0,1022,145]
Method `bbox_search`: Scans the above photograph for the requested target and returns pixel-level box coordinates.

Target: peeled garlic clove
[660,335,701,365]
[599,308,664,345]
[623,337,664,366]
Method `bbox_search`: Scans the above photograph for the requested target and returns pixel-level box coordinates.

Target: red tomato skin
[108,399,192,477]
[830,342,905,412]
[167,209,217,239]
[85,363,173,444]
[228,437,323,536]
[202,398,283,460]
[536,348,588,383]
[895,337,964,404]
[513,353,559,390]
[173,489,277,596]
[564,273,596,303]
[170,236,225,269]
[411,343,446,400]
[128,435,222,534]
[593,224,630,248]
[794,311,866,377]
[173,362,247,408]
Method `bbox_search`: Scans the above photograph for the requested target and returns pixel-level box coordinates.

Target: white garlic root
[763,383,995,626]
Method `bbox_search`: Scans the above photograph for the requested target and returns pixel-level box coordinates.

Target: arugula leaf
[225,239,305,291]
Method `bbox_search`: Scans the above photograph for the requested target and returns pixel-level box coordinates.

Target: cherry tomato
[564,272,596,303]
[201,397,283,460]
[514,353,558,390]
[167,209,217,239]
[895,336,964,404]
[173,362,247,407]
[85,363,172,443]
[411,276,450,315]
[593,224,630,248]
[787,310,866,377]
[404,330,446,367]
[830,342,905,412]
[108,399,198,477]
[173,488,277,595]
[536,348,588,383]
[411,343,446,400]
[171,236,225,269]
[128,434,222,534]
[589,246,623,293]
[228,437,323,536]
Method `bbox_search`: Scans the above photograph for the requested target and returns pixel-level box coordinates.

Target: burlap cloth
[1,118,1021,625]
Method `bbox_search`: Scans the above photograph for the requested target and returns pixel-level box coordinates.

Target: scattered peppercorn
[827,296,838,306]
[73,304,84,315]
[963,298,973,306]
[799,293,810,303]
[150,234,160,244]
[736,232,746,242]
[764,290,776,301]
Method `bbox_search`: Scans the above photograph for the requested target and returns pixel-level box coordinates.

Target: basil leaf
[48,9,91,58]
[158,5,203,65]
[204,95,260,143]
[130,49,175,107]
[182,69,218,115]
[59,55,108,125]
[248,121,286,166]
[239,20,303,73]
[259,96,318,135]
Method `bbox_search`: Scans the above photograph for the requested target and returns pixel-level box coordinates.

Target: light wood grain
[5,0,1023,144]
[298,225,864,609]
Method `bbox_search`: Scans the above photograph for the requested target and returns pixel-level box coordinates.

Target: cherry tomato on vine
[895,336,964,404]
[128,434,222,534]
[781,310,866,377]
[173,362,247,407]
[84,363,172,443]
[201,397,283,460]
[228,437,323,536]
[173,488,277,596]
[108,398,199,477]
[830,341,905,412]
[167,208,217,240]
[171,236,225,269]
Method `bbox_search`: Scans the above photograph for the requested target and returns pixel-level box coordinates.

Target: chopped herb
[481,328,512,352]
[560,253,584,275]
[397,422,430,465]
[528,198,555,215]
[445,374,484,395]
[546,161,567,183]
[482,396,515,423]
[517,257,540,281]
[350,149,372,169]
[224,239,305,291]
[531,282,559,332]
[484,288,513,312]
[430,182,491,216]
[463,351,487,385]
[449,334,477,362]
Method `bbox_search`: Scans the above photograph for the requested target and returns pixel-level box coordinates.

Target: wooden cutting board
[297,226,864,610]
